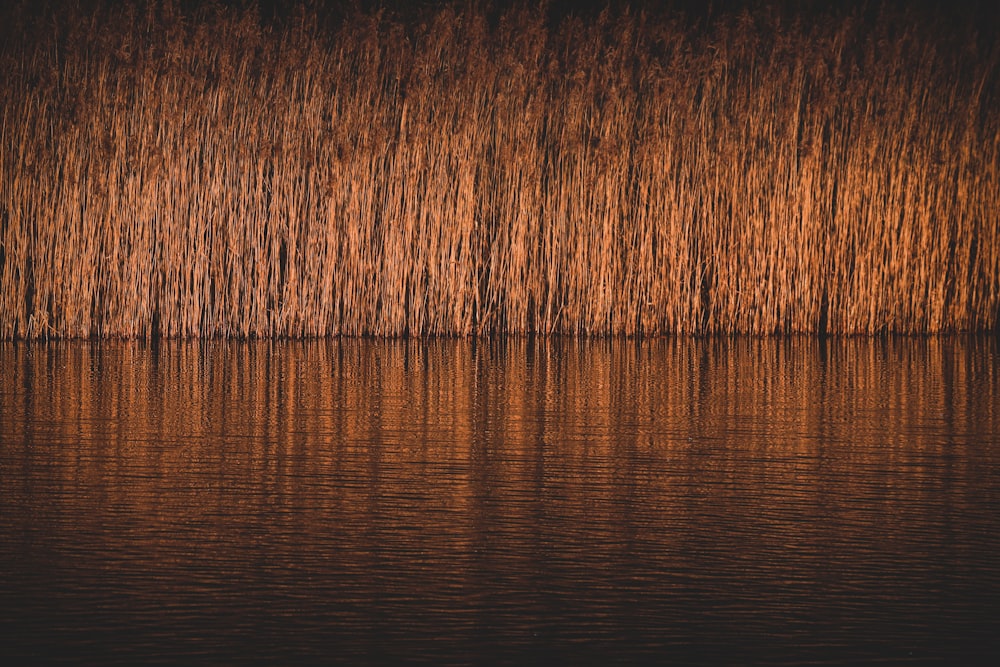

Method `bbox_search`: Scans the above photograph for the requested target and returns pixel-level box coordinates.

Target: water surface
[1,337,998,664]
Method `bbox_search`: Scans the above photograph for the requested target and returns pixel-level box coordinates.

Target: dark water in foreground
[1,337,998,665]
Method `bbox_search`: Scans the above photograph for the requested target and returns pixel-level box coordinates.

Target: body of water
[1,337,998,664]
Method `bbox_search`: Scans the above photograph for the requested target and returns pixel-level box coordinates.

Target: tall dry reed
[1,1,997,337]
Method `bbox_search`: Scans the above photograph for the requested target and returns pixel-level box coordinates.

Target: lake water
[1,337,998,665]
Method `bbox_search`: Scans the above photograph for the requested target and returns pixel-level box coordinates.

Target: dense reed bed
[1,0,998,337]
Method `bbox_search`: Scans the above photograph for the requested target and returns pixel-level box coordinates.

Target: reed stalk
[1,1,997,338]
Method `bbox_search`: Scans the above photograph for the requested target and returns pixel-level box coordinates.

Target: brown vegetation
[1,1,997,337]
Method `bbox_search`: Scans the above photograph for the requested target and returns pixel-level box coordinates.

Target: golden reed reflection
[1,337,997,573]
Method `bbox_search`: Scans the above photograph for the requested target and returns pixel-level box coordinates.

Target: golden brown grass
[1,1,997,338]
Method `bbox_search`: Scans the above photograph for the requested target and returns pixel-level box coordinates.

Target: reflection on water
[1,337,998,665]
